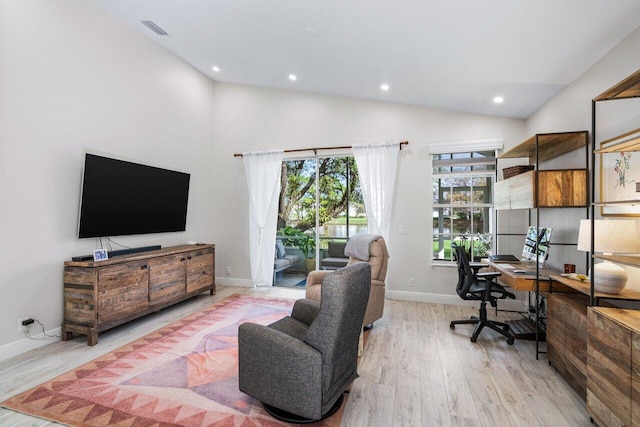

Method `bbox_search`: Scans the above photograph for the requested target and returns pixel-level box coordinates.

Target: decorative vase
[593,261,627,294]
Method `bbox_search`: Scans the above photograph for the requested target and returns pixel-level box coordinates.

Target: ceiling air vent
[141,20,168,36]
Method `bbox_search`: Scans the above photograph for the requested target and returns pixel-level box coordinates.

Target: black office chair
[449,243,516,345]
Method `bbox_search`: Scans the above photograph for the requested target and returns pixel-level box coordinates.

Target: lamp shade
[577,219,640,253]
[577,219,640,294]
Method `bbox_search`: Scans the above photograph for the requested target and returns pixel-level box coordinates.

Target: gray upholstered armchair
[238,263,371,422]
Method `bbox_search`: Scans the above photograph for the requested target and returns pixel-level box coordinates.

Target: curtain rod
[233,141,409,157]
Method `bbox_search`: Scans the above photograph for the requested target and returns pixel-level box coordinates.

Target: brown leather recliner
[306,236,388,327]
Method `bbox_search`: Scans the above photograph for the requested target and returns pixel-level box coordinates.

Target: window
[432,148,497,263]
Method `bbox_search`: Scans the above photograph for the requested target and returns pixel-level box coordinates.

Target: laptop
[489,254,520,263]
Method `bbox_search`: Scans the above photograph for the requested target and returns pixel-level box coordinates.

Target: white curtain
[242,149,284,286]
[352,140,400,243]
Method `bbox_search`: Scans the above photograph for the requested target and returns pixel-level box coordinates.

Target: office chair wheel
[470,336,477,343]
[450,323,455,330]
[507,337,515,345]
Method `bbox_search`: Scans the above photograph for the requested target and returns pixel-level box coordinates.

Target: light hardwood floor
[0,285,589,426]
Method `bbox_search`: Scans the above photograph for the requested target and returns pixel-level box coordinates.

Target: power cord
[22,319,60,339]
[107,237,131,250]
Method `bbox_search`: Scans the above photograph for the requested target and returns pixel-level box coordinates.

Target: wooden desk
[484,261,562,292]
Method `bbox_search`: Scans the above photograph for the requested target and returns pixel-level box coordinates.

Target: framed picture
[521,226,553,267]
[93,249,109,261]
[600,150,640,216]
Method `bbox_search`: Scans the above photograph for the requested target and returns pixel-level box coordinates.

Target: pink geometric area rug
[1,295,346,426]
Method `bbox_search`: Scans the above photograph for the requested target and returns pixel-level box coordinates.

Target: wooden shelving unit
[591,69,640,303]
[498,131,589,163]
[593,69,640,101]
[596,127,640,153]
[495,130,589,359]
[495,132,589,211]
[586,69,640,423]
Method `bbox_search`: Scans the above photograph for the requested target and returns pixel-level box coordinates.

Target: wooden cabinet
[547,292,589,399]
[495,131,588,211]
[187,249,215,293]
[62,244,215,345]
[587,308,640,427]
[633,331,640,425]
[494,169,587,210]
[148,254,186,305]
[98,261,150,324]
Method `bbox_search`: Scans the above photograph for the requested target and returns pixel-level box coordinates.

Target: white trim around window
[428,138,503,154]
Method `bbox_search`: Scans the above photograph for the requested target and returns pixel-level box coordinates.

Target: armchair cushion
[291,298,321,326]
[275,240,286,259]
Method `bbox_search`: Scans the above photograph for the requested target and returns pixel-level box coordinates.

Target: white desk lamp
[577,219,640,294]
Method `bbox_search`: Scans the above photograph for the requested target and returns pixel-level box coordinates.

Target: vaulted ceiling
[95,0,640,119]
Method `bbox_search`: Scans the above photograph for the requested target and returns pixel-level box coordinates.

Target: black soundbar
[71,245,162,262]
[109,245,161,257]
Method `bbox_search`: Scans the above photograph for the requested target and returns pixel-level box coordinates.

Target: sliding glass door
[275,156,366,285]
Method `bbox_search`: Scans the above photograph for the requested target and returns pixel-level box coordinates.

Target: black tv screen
[78,154,190,238]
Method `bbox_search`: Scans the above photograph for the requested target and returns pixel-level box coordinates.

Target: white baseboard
[214,280,529,312]
[215,276,254,287]
[385,290,528,312]
[0,327,61,363]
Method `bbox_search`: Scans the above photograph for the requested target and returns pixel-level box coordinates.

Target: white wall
[526,27,640,290]
[0,1,217,357]
[210,83,526,302]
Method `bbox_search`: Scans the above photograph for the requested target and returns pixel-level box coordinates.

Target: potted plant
[474,233,493,258]
[278,227,317,272]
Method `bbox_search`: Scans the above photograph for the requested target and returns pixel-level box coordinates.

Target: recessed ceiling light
[289,74,297,81]
[381,84,390,91]
[493,96,504,104]
[212,66,220,72]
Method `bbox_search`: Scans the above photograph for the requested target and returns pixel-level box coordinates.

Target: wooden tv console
[62,244,215,346]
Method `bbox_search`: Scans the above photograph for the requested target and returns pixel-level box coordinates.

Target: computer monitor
[521,226,553,266]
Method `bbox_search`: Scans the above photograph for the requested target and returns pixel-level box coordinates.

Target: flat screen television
[78,154,190,238]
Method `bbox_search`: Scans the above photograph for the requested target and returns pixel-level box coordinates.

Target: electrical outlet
[18,317,31,333]
[226,266,231,275]
[409,278,415,287]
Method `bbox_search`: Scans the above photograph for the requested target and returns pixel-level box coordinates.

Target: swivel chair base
[450,302,515,345]
[263,393,345,424]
